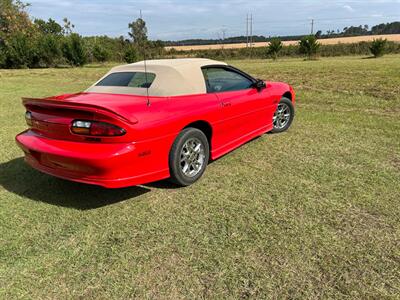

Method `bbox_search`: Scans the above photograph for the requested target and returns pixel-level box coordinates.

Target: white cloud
[343,4,355,12]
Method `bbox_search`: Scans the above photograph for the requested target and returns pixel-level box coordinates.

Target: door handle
[221,101,231,107]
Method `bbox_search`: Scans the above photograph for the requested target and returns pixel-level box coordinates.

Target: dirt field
[165,34,400,51]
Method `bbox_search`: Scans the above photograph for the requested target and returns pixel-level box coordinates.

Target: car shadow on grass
[0,157,150,210]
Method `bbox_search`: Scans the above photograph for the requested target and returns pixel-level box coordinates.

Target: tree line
[1,0,399,69]
[165,22,400,46]
[0,0,164,68]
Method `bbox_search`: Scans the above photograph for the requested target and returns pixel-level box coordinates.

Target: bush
[0,43,6,67]
[3,33,36,68]
[124,46,138,63]
[36,34,62,67]
[62,33,87,66]
[92,44,110,62]
[267,38,283,60]
[299,35,320,59]
[165,41,400,61]
[370,38,387,58]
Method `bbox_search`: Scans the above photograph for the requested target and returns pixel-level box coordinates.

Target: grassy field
[1,55,399,299]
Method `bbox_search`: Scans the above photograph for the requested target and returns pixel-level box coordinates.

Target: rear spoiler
[22,97,138,125]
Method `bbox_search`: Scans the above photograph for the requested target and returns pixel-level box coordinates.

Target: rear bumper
[16,130,169,188]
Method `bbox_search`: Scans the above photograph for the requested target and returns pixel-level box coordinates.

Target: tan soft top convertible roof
[86,58,227,97]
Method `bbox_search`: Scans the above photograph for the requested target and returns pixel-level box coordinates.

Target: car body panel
[16,60,295,188]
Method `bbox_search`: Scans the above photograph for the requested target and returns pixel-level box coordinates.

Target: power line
[87,14,400,40]
[100,14,400,36]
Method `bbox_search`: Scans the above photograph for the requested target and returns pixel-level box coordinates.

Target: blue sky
[27,0,400,40]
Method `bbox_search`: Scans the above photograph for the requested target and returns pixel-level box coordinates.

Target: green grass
[1,56,399,299]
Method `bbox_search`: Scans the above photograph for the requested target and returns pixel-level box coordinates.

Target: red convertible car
[16,58,295,188]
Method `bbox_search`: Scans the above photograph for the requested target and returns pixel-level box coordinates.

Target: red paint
[16,81,295,188]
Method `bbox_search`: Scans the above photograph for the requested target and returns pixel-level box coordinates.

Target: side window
[96,72,156,88]
[202,67,253,93]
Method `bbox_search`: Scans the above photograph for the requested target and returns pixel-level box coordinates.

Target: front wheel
[169,128,209,186]
[271,97,294,133]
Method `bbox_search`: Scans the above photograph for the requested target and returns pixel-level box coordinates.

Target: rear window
[96,72,156,88]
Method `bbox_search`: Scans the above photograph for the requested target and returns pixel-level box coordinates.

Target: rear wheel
[271,97,294,133]
[169,128,209,186]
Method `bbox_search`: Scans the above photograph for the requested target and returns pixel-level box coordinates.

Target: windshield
[96,72,156,88]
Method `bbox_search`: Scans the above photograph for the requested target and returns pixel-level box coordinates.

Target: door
[202,66,273,149]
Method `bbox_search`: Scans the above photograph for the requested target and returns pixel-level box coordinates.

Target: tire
[271,97,295,133]
[169,128,210,186]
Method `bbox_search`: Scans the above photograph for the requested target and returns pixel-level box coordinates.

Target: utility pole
[221,28,226,49]
[311,19,314,35]
[140,9,143,19]
[250,14,253,47]
[246,14,249,47]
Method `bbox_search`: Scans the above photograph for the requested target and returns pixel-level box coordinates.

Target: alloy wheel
[180,137,205,177]
[273,103,291,129]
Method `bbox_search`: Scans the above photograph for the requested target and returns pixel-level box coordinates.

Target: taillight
[25,111,32,126]
[71,120,126,136]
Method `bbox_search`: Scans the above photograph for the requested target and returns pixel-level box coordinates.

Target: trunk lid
[23,92,144,142]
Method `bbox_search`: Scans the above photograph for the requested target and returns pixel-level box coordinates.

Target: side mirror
[253,79,266,91]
